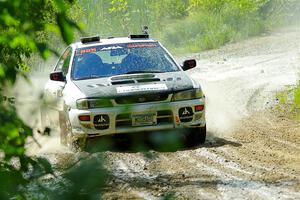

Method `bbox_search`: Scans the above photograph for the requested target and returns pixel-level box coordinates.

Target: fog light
[195,105,204,112]
[79,115,91,121]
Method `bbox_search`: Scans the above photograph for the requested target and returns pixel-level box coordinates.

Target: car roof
[71,37,158,49]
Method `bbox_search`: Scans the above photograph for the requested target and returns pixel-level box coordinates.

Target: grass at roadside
[293,85,300,120]
[276,83,300,121]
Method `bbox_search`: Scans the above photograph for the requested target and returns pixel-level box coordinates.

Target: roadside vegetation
[292,84,300,120]
[277,81,300,121]
[76,0,300,53]
[0,0,299,199]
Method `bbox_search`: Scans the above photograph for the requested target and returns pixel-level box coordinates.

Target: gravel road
[18,27,300,199]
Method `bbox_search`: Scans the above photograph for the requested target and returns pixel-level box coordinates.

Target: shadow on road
[85,130,242,153]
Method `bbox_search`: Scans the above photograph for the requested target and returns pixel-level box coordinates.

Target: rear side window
[72,42,179,80]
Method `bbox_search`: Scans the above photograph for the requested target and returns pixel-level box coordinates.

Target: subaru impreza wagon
[42,33,206,149]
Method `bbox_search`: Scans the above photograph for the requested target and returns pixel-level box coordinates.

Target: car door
[44,47,72,111]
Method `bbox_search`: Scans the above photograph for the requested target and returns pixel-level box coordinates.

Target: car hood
[73,71,198,98]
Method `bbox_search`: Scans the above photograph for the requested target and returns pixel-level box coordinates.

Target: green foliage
[76,0,300,54]
[76,0,189,36]
[276,84,300,120]
[294,86,300,108]
[160,0,298,53]
[0,0,91,199]
[276,91,288,105]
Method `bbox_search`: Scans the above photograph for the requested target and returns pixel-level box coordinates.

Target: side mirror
[50,71,65,82]
[182,59,196,71]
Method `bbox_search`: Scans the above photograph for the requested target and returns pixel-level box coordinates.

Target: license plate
[132,113,157,126]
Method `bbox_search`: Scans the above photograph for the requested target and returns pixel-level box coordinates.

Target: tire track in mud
[103,131,300,199]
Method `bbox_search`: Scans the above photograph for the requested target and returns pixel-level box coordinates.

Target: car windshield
[72,42,180,80]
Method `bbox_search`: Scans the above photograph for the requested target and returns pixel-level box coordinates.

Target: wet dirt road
[19,27,300,199]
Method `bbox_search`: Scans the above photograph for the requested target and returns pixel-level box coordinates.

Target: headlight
[76,98,112,109]
[171,88,203,101]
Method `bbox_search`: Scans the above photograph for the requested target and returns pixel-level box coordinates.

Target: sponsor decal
[127,43,158,48]
[182,108,190,115]
[75,42,159,55]
[116,84,168,94]
[97,115,107,123]
[93,114,110,130]
[78,48,97,55]
[179,107,193,117]
[179,107,193,122]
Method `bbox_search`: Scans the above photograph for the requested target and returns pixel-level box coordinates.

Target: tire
[186,126,206,146]
[59,111,86,151]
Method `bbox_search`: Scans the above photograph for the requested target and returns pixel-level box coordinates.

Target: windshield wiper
[125,70,163,74]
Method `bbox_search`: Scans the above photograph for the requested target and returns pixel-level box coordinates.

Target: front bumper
[68,98,205,138]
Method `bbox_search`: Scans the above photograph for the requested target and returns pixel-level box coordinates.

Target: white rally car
[43,33,206,149]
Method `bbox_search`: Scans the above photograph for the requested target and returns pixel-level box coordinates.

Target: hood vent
[111,80,135,85]
[111,74,155,81]
[137,78,160,83]
[87,83,106,88]
[111,78,160,85]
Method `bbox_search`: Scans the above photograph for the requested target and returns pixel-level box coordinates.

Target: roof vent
[129,34,149,39]
[129,26,150,39]
[80,36,100,44]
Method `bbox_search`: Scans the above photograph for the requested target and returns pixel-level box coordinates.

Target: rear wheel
[186,126,206,146]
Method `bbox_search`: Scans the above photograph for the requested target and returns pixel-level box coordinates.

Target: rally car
[42,32,206,149]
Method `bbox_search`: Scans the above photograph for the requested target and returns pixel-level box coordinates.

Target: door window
[55,47,72,76]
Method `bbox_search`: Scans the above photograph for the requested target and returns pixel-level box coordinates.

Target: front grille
[157,110,173,124]
[115,114,131,127]
[115,110,173,128]
[115,93,169,104]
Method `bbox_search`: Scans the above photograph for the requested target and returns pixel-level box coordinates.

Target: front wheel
[59,111,86,151]
[186,126,206,146]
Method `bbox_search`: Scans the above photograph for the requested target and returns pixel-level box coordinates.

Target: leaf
[36,43,51,60]
[0,65,5,78]
[36,157,54,175]
[56,13,74,44]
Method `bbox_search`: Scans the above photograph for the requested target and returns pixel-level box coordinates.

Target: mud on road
[19,27,300,199]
